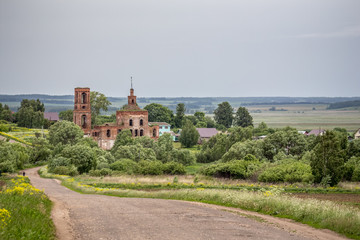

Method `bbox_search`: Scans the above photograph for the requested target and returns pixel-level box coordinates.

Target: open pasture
[246,104,360,131]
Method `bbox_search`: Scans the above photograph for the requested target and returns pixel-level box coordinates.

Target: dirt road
[26,168,347,240]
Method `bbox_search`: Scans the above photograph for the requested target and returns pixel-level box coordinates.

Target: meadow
[0,175,55,240]
[247,104,360,132]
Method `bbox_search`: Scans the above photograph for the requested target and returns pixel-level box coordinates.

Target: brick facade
[74,87,159,150]
[73,88,92,135]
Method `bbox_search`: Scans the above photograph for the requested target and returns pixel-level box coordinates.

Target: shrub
[48,121,84,146]
[343,157,360,181]
[170,149,195,166]
[0,124,9,132]
[137,160,163,175]
[352,166,360,181]
[258,160,314,183]
[61,144,95,174]
[112,145,156,162]
[99,168,112,176]
[163,162,186,175]
[110,159,138,174]
[222,140,264,162]
[52,165,78,176]
[48,156,71,172]
[201,160,260,179]
[96,162,110,170]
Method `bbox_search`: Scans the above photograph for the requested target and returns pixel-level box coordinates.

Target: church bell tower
[73,87,91,135]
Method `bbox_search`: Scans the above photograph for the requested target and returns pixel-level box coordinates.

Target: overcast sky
[1,0,359,97]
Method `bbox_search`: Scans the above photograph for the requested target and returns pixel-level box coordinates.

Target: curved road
[27,168,346,240]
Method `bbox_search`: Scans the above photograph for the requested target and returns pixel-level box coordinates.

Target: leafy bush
[0,141,29,173]
[112,145,156,162]
[201,160,260,179]
[170,149,195,166]
[352,166,360,181]
[48,156,71,171]
[222,140,264,162]
[137,160,163,175]
[48,121,84,146]
[100,168,112,176]
[343,157,360,181]
[61,144,95,174]
[163,162,186,175]
[0,124,9,132]
[52,165,78,176]
[96,162,110,170]
[258,160,314,183]
[110,159,138,174]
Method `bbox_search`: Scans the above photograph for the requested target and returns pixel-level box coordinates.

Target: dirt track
[26,168,348,240]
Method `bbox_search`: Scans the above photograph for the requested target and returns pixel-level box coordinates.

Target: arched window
[140,119,143,126]
[130,129,133,136]
[81,115,86,128]
[107,129,111,137]
[140,129,144,136]
[132,99,134,104]
[117,129,122,133]
[135,129,138,137]
[129,119,133,126]
[153,128,156,137]
[81,93,86,104]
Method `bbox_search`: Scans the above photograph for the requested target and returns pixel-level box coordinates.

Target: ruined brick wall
[73,88,91,135]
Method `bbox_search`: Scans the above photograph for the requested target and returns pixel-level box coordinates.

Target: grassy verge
[0,175,55,240]
[40,167,360,239]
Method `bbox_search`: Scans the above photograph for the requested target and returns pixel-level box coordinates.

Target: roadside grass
[185,163,209,175]
[40,167,360,239]
[0,175,55,240]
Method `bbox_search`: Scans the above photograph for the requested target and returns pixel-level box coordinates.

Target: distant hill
[1,94,360,113]
[327,100,360,109]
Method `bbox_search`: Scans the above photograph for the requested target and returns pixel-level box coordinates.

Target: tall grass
[0,176,55,240]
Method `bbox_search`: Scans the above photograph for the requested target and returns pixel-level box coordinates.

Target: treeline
[327,100,360,109]
[197,125,360,186]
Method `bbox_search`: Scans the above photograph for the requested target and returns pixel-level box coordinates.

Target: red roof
[196,128,218,138]
[44,112,59,121]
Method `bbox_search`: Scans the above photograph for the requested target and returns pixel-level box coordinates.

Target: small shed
[43,112,59,122]
[196,128,218,144]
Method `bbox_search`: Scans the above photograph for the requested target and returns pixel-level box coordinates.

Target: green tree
[179,120,199,148]
[144,103,174,124]
[0,104,13,122]
[174,103,186,128]
[204,116,216,128]
[61,144,96,174]
[90,91,111,125]
[214,102,233,128]
[111,129,133,154]
[234,107,253,127]
[263,127,307,161]
[310,131,345,186]
[16,99,45,128]
[59,109,74,121]
[194,111,205,122]
[48,120,84,146]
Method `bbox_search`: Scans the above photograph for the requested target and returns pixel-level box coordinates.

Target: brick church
[73,86,159,150]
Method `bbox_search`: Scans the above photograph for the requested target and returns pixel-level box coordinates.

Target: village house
[196,128,218,144]
[354,128,360,140]
[43,112,59,122]
[307,129,326,136]
[73,86,159,150]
